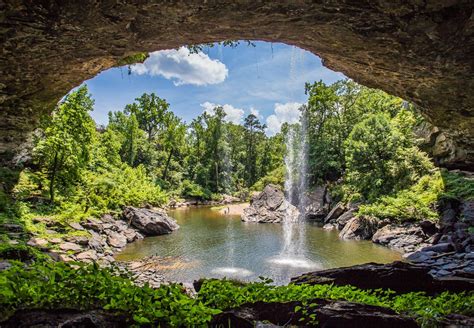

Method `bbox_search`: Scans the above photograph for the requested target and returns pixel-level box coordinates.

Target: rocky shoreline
[241,184,474,280]
[10,207,179,271]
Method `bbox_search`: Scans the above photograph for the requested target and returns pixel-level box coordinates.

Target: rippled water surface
[116,206,401,284]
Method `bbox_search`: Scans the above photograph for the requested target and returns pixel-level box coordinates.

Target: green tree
[108,111,144,166]
[34,86,96,203]
[243,114,266,187]
[124,93,169,141]
[344,110,432,201]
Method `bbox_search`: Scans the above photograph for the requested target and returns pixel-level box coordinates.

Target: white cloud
[131,47,228,86]
[265,102,303,135]
[250,107,261,119]
[200,102,245,124]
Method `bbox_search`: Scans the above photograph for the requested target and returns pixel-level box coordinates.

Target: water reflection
[116,207,401,284]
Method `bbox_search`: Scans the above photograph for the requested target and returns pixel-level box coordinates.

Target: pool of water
[116,206,401,284]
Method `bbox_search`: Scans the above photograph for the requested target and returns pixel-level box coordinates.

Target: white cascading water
[270,117,318,270]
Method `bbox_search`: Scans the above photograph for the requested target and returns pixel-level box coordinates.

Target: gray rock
[436,269,451,276]
[336,209,357,230]
[460,200,474,225]
[372,224,430,253]
[107,231,127,248]
[88,230,107,252]
[241,185,299,223]
[58,254,74,262]
[465,252,474,260]
[49,238,62,244]
[82,218,103,232]
[76,250,98,261]
[421,242,453,253]
[302,186,329,221]
[69,222,85,231]
[66,235,89,246]
[0,260,12,271]
[323,202,345,223]
[59,242,82,252]
[27,237,48,247]
[441,263,459,270]
[339,216,378,240]
[405,252,431,263]
[123,206,179,235]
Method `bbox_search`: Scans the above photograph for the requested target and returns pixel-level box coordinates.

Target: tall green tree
[34,85,96,202]
[243,114,266,187]
[124,93,169,141]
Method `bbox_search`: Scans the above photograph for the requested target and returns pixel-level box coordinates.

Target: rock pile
[23,208,179,267]
[241,184,299,223]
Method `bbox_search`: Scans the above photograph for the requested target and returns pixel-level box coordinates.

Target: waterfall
[280,119,311,259]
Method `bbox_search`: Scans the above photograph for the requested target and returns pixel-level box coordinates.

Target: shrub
[180,179,212,200]
[251,166,284,191]
[79,164,167,215]
[358,171,443,222]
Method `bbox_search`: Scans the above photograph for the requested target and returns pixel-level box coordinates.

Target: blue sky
[83,41,346,135]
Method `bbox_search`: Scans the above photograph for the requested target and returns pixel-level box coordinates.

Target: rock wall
[1,1,473,168]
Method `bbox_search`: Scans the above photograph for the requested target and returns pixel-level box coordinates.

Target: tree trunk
[162,148,173,181]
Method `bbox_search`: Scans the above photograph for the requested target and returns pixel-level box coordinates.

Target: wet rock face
[1,1,473,168]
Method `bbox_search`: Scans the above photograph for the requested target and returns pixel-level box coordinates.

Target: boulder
[301,185,328,221]
[372,223,430,253]
[106,231,127,248]
[241,184,299,223]
[339,216,378,240]
[336,208,357,230]
[211,299,418,328]
[323,202,345,223]
[123,206,179,236]
[291,261,474,295]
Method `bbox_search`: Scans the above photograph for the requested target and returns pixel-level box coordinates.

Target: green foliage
[79,165,167,215]
[344,111,433,202]
[251,166,285,191]
[441,171,474,200]
[197,279,473,327]
[358,171,443,222]
[0,244,50,263]
[116,52,149,66]
[180,180,212,200]
[0,261,219,326]
[33,85,96,203]
[1,263,472,327]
